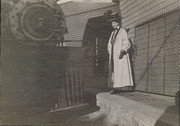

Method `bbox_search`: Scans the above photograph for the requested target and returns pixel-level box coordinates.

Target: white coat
[108,28,133,88]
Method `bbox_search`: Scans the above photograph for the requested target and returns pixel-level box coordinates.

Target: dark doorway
[83,16,113,77]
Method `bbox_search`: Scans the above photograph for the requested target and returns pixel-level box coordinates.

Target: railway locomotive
[2,1,114,123]
[8,0,67,46]
[2,0,92,119]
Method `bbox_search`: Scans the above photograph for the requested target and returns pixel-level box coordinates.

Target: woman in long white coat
[107,13,133,94]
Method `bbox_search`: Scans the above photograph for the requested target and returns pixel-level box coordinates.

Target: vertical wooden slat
[56,68,85,110]
[57,88,61,109]
[79,69,83,103]
[58,88,63,109]
[75,69,79,104]
[73,69,77,105]
[66,70,71,106]
[62,84,67,107]
[70,69,75,105]
[60,88,64,108]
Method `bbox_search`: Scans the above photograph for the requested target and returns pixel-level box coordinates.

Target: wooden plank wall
[60,1,120,42]
[119,0,180,96]
[119,0,180,42]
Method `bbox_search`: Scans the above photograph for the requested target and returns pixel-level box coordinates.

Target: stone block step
[83,92,179,126]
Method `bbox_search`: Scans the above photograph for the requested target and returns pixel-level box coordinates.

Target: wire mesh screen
[134,9,180,96]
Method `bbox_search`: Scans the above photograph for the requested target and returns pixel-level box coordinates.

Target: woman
[107,12,133,94]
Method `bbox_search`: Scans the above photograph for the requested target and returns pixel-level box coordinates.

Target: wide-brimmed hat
[104,10,122,22]
[108,13,122,22]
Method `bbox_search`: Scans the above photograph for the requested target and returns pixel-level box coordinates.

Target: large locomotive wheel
[9,0,67,46]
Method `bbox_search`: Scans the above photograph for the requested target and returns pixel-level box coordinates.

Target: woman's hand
[119,52,123,59]
[119,50,126,59]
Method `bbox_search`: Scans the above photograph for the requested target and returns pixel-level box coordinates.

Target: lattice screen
[134,9,180,96]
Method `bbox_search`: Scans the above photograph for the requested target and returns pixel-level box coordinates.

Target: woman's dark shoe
[110,89,118,94]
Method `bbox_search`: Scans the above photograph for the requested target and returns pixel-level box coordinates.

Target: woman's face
[111,21,119,29]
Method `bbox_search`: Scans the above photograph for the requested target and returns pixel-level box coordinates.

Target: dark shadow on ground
[155,90,179,126]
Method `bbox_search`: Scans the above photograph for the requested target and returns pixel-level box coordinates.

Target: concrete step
[82,92,179,126]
